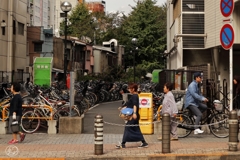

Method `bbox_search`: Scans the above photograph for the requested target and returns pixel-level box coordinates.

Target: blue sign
[220,0,234,17]
[220,24,234,50]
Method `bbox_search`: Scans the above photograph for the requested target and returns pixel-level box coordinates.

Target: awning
[93,45,117,54]
[52,68,64,73]
[75,41,86,45]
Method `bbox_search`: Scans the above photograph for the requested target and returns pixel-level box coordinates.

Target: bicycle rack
[2,104,53,122]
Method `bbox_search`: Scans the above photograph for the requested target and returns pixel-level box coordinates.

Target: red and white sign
[141,99,148,105]
[220,23,234,50]
[220,0,234,17]
[139,98,151,108]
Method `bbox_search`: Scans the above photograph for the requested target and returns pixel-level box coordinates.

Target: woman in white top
[159,82,178,140]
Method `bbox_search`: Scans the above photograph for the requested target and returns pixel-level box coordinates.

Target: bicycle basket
[213,100,223,111]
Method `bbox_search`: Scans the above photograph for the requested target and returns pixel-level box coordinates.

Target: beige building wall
[0,0,29,77]
[205,0,222,49]
[233,1,240,44]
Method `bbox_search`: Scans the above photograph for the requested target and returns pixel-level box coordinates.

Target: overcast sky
[102,0,167,15]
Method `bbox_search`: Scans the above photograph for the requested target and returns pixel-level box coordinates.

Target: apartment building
[86,1,105,13]
[54,0,78,37]
[28,0,54,28]
[0,0,29,82]
[166,0,240,85]
[78,0,106,13]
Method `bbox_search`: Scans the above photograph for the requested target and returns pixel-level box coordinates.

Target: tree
[60,3,96,42]
[96,11,128,44]
[120,0,167,71]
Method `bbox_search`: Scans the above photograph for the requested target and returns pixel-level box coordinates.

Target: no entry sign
[220,0,234,17]
[220,23,234,50]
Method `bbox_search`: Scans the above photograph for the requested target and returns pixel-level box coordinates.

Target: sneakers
[20,133,26,142]
[171,137,178,141]
[194,128,204,134]
[157,137,162,140]
[158,137,178,141]
[115,144,126,149]
[138,142,148,148]
[8,139,19,145]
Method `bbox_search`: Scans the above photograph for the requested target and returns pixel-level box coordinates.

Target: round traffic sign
[220,24,234,50]
[220,0,234,17]
[141,99,148,105]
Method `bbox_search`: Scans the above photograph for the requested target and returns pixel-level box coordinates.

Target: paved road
[83,101,125,134]
[0,101,239,160]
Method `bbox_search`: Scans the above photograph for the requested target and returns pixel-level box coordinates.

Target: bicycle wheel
[177,114,193,138]
[209,113,229,138]
[21,110,40,133]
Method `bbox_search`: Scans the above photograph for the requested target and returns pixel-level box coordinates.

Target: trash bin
[139,93,153,134]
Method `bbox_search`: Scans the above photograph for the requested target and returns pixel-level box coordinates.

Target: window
[1,20,6,35]
[1,26,5,35]
[18,22,24,35]
[34,43,42,52]
[13,20,16,35]
[86,50,90,61]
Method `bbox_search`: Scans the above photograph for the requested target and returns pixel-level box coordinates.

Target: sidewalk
[0,101,239,160]
[0,133,240,160]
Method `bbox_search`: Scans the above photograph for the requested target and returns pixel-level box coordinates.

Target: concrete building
[28,0,54,28]
[78,0,106,13]
[92,46,117,74]
[0,0,30,82]
[54,0,78,37]
[166,0,240,90]
[27,26,53,64]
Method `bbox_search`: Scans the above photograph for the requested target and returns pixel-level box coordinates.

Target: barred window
[34,43,42,52]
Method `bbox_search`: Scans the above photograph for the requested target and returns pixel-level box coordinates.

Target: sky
[102,0,167,15]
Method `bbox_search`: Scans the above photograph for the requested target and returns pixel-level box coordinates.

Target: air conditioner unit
[25,66,33,73]
[1,22,6,27]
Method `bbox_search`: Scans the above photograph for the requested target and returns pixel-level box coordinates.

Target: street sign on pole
[220,0,234,111]
[220,0,234,17]
[220,23,234,50]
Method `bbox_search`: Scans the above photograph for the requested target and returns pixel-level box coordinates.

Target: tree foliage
[60,3,97,42]
[121,0,167,70]
[60,1,167,82]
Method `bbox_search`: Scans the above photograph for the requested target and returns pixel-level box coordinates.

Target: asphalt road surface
[83,100,125,134]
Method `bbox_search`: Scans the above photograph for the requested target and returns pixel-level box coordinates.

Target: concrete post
[69,71,74,116]
[47,120,57,134]
[94,114,103,155]
[162,113,170,153]
[228,110,238,151]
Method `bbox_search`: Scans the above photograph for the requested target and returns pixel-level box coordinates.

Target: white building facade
[166,0,240,86]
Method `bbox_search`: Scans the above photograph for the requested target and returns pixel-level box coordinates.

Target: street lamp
[60,1,72,85]
[131,38,138,83]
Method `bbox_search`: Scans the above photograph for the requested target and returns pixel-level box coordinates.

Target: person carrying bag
[8,82,26,144]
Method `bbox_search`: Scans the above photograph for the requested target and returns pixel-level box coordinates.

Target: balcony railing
[28,7,33,15]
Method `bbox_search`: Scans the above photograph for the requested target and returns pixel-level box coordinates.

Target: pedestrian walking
[8,82,26,144]
[116,83,148,149]
[184,72,208,134]
[158,82,178,141]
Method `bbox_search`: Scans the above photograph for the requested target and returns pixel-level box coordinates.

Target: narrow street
[83,100,125,134]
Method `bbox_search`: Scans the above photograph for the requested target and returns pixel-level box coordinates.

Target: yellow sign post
[138,93,153,134]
